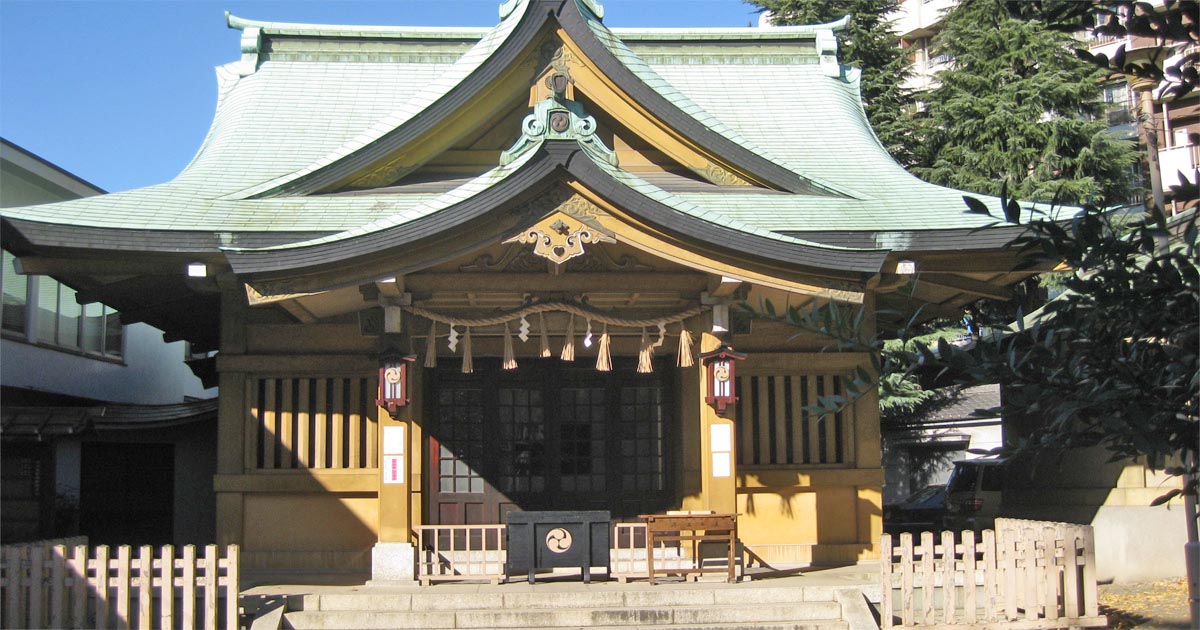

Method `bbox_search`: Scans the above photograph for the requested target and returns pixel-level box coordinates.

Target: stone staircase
[274,582,863,629]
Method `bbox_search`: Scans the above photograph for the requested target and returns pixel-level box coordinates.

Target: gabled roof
[0,0,1053,342]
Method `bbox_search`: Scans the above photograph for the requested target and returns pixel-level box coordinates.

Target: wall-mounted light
[896,260,917,275]
[700,344,747,415]
[378,351,417,417]
[187,263,208,278]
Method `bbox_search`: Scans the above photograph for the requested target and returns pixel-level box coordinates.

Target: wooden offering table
[640,513,738,584]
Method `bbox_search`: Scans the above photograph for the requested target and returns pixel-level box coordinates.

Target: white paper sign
[383,455,405,484]
[712,452,731,478]
[710,424,731,453]
[383,425,406,456]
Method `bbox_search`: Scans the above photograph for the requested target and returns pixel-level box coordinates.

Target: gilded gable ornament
[504,212,615,266]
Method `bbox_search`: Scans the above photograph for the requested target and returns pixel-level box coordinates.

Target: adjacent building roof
[0,398,219,439]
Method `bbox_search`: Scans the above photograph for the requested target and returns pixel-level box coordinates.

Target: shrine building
[0,0,1039,581]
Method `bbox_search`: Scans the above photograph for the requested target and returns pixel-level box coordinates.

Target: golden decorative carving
[459,244,547,273]
[565,248,654,272]
[349,159,413,189]
[703,163,751,187]
[557,194,609,229]
[504,212,616,265]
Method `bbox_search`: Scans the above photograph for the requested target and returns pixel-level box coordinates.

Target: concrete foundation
[369,542,416,584]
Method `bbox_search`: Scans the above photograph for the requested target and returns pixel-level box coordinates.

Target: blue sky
[0,0,763,192]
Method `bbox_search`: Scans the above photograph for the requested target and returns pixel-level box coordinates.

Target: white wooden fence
[881,519,1107,629]
[0,541,239,630]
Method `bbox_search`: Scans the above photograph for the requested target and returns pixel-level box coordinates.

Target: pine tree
[911,0,1136,206]
[749,0,917,166]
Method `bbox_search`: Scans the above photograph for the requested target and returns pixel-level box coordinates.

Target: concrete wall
[1003,447,1188,583]
[1093,505,1188,582]
[1,139,215,404]
[1,328,215,404]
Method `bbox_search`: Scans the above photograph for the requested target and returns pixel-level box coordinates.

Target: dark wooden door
[427,358,673,524]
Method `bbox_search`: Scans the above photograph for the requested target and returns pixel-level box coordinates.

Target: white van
[942,458,1006,531]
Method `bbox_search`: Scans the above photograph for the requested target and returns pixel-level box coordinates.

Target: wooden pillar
[214,274,247,546]
[855,291,883,550]
[371,315,420,582]
[699,332,737,515]
[376,362,418,543]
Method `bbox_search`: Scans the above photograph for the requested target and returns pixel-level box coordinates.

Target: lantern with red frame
[378,351,417,417]
[700,345,746,415]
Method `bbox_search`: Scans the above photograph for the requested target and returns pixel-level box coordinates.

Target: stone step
[294,584,839,612]
[286,618,847,630]
[284,601,844,629]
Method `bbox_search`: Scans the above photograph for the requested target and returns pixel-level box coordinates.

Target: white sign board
[710,424,731,453]
[712,452,731,478]
[710,424,732,478]
[383,425,406,456]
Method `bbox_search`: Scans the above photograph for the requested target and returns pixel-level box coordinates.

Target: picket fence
[880,518,1107,629]
[0,540,239,630]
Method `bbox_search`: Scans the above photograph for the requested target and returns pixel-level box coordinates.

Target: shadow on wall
[736,470,879,567]
[238,375,382,580]
[1002,446,1131,525]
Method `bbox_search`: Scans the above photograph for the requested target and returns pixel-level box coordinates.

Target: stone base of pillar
[367,542,416,585]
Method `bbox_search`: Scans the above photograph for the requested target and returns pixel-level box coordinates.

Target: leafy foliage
[741,0,1198,502]
[746,0,917,165]
[744,206,1199,499]
[910,0,1138,206]
[1003,0,1199,101]
[918,207,1198,476]
[878,373,934,420]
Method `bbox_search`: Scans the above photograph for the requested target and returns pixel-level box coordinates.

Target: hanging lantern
[700,345,746,415]
[378,351,417,417]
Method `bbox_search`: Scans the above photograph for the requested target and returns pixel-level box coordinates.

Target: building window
[1,249,123,359]
[734,365,863,468]
[2,250,27,335]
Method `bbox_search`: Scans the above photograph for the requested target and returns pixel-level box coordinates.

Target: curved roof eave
[222,140,889,278]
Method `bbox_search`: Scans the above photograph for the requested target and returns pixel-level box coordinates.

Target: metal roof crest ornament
[499,74,618,167]
[500,0,604,21]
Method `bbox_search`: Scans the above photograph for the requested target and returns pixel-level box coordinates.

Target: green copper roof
[224,1,531,200]
[1,3,1046,252]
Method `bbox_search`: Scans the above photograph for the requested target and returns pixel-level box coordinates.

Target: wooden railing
[0,542,239,630]
[414,525,506,585]
[413,522,732,585]
[610,523,692,583]
[880,520,1106,628]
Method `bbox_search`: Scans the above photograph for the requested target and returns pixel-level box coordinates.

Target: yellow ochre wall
[720,314,883,566]
[214,282,385,573]
[215,277,884,573]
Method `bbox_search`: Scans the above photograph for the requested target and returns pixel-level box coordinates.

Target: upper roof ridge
[616,14,850,37]
[225,11,494,37]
